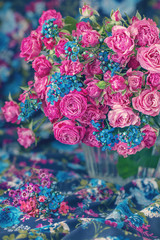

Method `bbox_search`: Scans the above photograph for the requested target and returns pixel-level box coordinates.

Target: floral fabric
[0,123,160,240]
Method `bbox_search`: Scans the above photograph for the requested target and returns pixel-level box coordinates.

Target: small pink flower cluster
[2,6,160,157]
[7,169,68,217]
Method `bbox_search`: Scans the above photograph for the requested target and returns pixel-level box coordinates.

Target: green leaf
[64,16,77,33]
[20,86,29,91]
[117,156,138,179]
[8,92,13,101]
[96,81,107,89]
[16,234,27,239]
[136,10,142,20]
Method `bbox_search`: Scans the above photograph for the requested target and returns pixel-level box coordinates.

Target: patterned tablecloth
[0,124,160,240]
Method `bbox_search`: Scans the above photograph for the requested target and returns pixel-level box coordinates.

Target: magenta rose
[110,53,131,67]
[34,75,48,99]
[2,101,20,124]
[78,104,105,126]
[104,87,131,108]
[82,127,101,147]
[127,69,143,92]
[53,120,85,145]
[55,39,68,58]
[111,10,122,21]
[104,26,134,56]
[20,31,42,62]
[81,30,100,47]
[128,18,159,46]
[43,101,61,123]
[84,78,102,99]
[115,142,129,158]
[82,59,102,77]
[132,89,160,116]
[141,125,157,148]
[137,44,160,73]
[17,127,35,148]
[147,73,160,90]
[76,21,93,32]
[39,9,63,28]
[32,55,52,78]
[127,56,140,69]
[108,106,140,128]
[60,92,87,120]
[42,37,56,50]
[60,60,83,76]
[109,75,127,92]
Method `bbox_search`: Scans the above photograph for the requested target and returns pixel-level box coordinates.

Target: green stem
[34,116,47,133]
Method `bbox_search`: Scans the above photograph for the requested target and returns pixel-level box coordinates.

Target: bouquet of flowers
[2,4,160,158]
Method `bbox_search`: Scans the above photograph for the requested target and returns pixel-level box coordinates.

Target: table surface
[0,124,160,240]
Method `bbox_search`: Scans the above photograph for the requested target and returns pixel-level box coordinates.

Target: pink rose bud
[17,127,35,148]
[111,10,122,22]
[2,101,20,124]
[81,5,94,18]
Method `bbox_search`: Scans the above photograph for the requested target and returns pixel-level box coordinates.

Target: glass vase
[82,144,160,185]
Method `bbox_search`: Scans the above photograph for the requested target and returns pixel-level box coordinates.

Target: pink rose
[81,30,100,47]
[53,120,85,145]
[60,92,87,120]
[32,55,52,78]
[104,26,134,56]
[2,101,20,124]
[78,104,106,126]
[20,31,42,62]
[111,10,122,21]
[108,106,140,128]
[76,21,92,32]
[128,19,159,46]
[137,44,160,73]
[39,9,63,28]
[60,60,83,76]
[104,87,131,108]
[115,142,129,158]
[141,124,157,148]
[82,127,101,147]
[34,75,48,99]
[109,75,127,92]
[42,37,56,50]
[127,69,143,92]
[127,56,140,69]
[81,5,94,18]
[147,73,160,90]
[43,101,61,123]
[82,59,102,77]
[110,53,131,67]
[132,89,160,116]
[84,78,102,99]
[55,39,68,58]
[17,127,35,148]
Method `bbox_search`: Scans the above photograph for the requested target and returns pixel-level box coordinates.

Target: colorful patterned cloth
[0,122,160,240]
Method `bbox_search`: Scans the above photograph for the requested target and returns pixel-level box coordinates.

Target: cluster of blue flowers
[91,120,119,151]
[38,186,64,216]
[98,50,120,77]
[47,72,83,105]
[119,126,145,148]
[64,41,80,62]
[18,99,42,121]
[41,18,59,39]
